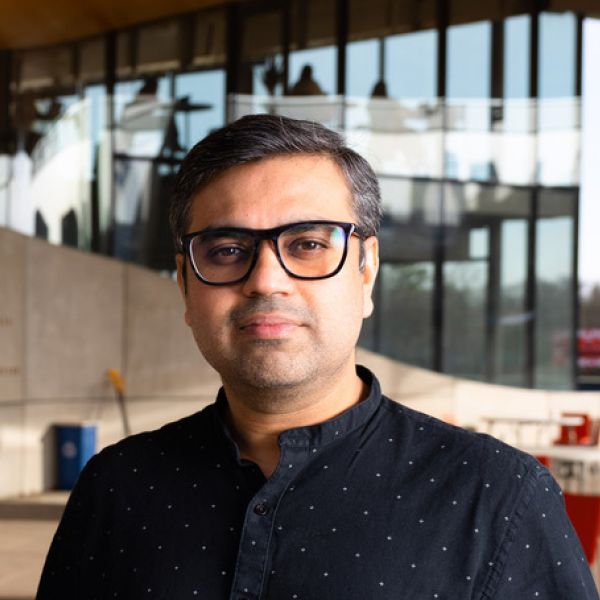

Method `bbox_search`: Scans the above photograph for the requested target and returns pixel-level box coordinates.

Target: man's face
[176,154,378,404]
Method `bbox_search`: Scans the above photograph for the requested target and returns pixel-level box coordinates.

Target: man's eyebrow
[198,217,333,231]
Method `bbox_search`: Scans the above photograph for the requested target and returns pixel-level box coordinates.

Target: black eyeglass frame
[180,220,362,286]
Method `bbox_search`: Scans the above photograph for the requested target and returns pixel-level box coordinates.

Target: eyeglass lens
[189,223,349,283]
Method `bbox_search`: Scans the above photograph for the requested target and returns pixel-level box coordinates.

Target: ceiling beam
[0,0,239,50]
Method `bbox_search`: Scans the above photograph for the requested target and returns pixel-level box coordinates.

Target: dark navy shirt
[37,367,598,599]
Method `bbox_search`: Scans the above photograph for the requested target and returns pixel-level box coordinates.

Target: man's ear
[361,236,379,319]
[175,253,192,327]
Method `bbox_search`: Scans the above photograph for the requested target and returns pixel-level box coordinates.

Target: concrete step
[0,491,69,521]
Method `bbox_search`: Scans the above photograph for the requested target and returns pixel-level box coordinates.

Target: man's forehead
[187,154,355,229]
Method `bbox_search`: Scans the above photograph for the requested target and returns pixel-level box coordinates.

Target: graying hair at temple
[169,114,383,251]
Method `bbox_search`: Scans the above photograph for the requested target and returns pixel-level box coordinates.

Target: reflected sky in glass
[501,220,527,289]
[175,70,225,148]
[504,15,530,99]
[347,39,378,97]
[385,30,437,100]
[539,12,576,98]
[447,22,491,98]
[537,217,573,283]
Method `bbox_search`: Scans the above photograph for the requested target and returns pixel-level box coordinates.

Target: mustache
[228,297,314,327]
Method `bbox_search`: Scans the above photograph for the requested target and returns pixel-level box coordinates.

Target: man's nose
[241,240,294,296]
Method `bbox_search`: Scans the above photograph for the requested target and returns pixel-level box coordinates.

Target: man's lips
[238,314,301,338]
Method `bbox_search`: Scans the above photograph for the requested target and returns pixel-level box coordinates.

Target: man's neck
[222,363,367,478]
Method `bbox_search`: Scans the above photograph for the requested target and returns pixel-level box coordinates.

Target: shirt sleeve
[489,469,599,600]
[36,455,102,599]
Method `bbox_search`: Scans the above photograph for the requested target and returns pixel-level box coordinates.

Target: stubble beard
[188,296,357,412]
[198,330,326,408]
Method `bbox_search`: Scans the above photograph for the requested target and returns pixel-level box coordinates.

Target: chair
[554,413,592,445]
[564,493,600,564]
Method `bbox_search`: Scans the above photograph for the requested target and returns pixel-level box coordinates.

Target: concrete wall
[0,228,221,498]
[2,227,600,498]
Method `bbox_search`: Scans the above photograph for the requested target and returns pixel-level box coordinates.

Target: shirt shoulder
[81,403,218,481]
[379,395,543,480]
[377,398,598,598]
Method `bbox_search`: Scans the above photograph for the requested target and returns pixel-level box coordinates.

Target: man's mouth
[239,314,301,339]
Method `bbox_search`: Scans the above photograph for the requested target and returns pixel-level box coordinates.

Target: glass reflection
[378,262,435,369]
[385,30,437,101]
[446,21,492,182]
[289,47,336,95]
[495,219,529,387]
[112,76,179,268]
[443,260,488,380]
[538,12,579,187]
[175,70,225,151]
[346,39,378,97]
[535,190,576,389]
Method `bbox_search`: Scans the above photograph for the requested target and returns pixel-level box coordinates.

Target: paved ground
[0,492,67,600]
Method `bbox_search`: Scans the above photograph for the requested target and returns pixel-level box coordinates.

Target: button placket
[229,441,310,600]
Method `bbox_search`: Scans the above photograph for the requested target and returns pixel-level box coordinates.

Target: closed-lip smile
[238,313,301,338]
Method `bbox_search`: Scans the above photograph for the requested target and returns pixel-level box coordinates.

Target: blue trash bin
[55,423,97,490]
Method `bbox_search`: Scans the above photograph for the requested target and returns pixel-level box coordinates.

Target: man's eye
[206,245,249,262]
[288,238,329,254]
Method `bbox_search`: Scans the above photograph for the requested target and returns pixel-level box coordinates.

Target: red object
[535,455,550,467]
[564,493,600,564]
[578,329,600,369]
[554,413,592,445]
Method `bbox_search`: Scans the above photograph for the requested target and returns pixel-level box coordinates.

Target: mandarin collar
[213,365,381,458]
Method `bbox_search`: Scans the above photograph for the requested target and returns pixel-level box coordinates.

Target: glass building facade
[0,0,599,390]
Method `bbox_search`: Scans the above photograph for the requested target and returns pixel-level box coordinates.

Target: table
[520,445,600,495]
[483,416,584,445]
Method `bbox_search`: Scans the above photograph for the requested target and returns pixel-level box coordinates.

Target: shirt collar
[213,365,382,458]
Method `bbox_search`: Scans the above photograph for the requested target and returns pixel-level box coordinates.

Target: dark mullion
[225,2,241,118]
[378,38,385,82]
[282,0,291,95]
[336,0,348,130]
[529,7,539,99]
[525,8,539,388]
[436,0,447,101]
[486,222,501,383]
[433,0,448,373]
[572,190,580,390]
[72,42,82,98]
[491,19,504,134]
[486,16,505,382]
[575,13,583,97]
[526,189,538,389]
[0,51,11,155]
[104,31,117,257]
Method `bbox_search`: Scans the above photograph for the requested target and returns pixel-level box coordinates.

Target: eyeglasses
[181,220,362,285]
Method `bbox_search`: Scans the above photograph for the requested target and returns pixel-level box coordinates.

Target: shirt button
[253,502,269,516]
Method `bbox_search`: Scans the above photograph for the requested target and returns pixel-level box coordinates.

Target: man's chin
[229,354,316,391]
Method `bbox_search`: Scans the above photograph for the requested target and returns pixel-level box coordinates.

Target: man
[38,115,598,599]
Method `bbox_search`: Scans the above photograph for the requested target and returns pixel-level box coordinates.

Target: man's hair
[169,114,382,251]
